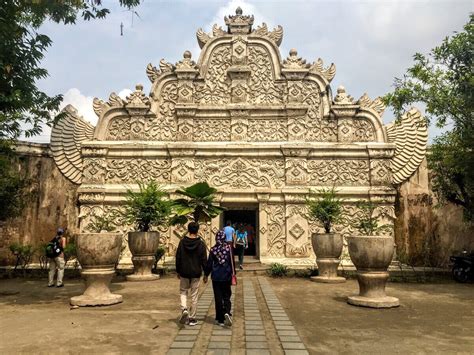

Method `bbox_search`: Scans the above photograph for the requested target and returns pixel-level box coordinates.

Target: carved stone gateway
[50,8,428,266]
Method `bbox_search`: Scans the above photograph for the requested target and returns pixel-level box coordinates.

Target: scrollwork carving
[194,158,285,189]
[105,159,171,183]
[263,204,285,257]
[308,159,369,186]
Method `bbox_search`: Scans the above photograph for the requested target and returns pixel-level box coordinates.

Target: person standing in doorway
[47,228,66,287]
[205,230,234,327]
[223,220,235,246]
[234,224,248,269]
[175,222,208,326]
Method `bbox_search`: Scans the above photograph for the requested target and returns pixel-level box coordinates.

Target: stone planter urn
[126,231,160,281]
[311,232,346,283]
[70,233,123,307]
[346,235,399,308]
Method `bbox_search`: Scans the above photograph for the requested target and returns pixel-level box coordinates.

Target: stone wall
[0,142,79,265]
[395,157,474,267]
[1,142,472,267]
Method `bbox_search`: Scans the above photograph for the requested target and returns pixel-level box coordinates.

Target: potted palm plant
[124,181,172,281]
[306,187,345,283]
[170,182,225,225]
[346,201,399,308]
[70,213,123,306]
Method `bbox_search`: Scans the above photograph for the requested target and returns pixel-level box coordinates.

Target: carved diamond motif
[341,126,350,135]
[260,226,267,235]
[181,126,190,134]
[178,168,187,177]
[181,88,190,97]
[235,126,244,134]
[235,45,244,55]
[289,223,304,240]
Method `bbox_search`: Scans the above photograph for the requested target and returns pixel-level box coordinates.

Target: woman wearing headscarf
[204,230,235,326]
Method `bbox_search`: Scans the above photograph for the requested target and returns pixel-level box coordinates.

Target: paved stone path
[167,276,308,354]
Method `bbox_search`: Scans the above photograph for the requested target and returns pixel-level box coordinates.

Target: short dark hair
[188,222,199,234]
[226,220,232,226]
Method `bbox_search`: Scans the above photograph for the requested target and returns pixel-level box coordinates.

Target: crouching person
[204,230,234,327]
[175,222,207,326]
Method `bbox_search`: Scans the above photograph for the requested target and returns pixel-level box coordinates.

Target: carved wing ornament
[50,105,95,184]
[386,108,428,184]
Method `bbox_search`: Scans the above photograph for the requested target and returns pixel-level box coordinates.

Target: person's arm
[244,232,248,249]
[175,241,182,278]
[204,253,213,277]
[61,237,66,249]
[200,241,207,274]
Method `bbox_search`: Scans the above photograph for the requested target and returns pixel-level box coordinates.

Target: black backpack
[45,236,63,258]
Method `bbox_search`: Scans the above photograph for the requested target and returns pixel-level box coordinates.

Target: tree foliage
[383,14,473,220]
[0,141,29,221]
[0,0,140,140]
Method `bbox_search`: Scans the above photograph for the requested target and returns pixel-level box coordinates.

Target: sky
[27,0,472,142]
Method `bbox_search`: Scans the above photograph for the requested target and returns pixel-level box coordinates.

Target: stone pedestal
[127,255,160,281]
[70,233,122,307]
[70,269,123,306]
[311,258,346,283]
[347,235,399,309]
[126,231,160,281]
[347,271,399,308]
[311,233,346,283]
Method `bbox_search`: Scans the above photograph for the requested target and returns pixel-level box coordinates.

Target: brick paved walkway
[167,276,308,354]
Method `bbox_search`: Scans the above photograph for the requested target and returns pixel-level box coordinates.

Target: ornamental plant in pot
[306,187,345,283]
[170,182,225,226]
[346,201,399,308]
[124,181,172,281]
[70,213,123,306]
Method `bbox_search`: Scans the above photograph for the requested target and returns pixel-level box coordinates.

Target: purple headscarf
[210,230,231,265]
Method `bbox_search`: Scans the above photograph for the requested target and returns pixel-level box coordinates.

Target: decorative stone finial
[176,50,198,70]
[225,7,254,34]
[126,84,150,107]
[135,84,143,91]
[333,85,354,105]
[282,48,310,69]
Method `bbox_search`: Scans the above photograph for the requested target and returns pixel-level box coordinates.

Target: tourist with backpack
[234,224,248,270]
[46,228,66,287]
[204,230,235,327]
[175,222,208,326]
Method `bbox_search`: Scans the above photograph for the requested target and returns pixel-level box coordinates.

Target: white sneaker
[224,313,233,326]
[179,309,189,324]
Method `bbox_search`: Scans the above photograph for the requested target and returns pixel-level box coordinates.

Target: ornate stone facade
[50,8,428,266]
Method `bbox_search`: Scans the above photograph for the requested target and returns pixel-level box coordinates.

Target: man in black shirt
[175,222,207,326]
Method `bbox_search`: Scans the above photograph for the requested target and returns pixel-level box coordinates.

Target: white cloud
[60,88,96,125]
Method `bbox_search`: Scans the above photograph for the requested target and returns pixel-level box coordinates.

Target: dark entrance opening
[222,209,258,257]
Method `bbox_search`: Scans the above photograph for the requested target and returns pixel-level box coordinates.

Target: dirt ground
[271,278,474,355]
[0,275,473,354]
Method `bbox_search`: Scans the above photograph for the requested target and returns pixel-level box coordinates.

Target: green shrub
[125,181,172,232]
[269,263,288,277]
[306,187,343,233]
[353,201,391,236]
[9,243,34,273]
[153,246,166,271]
[86,213,117,233]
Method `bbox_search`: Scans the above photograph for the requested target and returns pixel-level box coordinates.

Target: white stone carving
[50,105,95,184]
[386,108,428,184]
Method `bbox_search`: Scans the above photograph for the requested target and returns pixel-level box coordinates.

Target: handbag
[230,247,237,286]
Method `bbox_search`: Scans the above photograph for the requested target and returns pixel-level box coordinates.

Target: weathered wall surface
[1,143,472,267]
[395,157,474,267]
[0,142,79,265]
